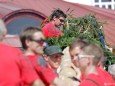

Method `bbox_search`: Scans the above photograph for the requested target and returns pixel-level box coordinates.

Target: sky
[63,0,93,5]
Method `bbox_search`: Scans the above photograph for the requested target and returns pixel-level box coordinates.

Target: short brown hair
[20,27,42,49]
[50,8,66,20]
[81,43,104,66]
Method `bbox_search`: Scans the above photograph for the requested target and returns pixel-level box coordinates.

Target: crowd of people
[0,9,115,86]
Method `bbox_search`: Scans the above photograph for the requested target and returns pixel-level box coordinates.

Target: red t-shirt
[42,21,63,38]
[80,67,115,86]
[0,43,39,86]
[27,55,57,86]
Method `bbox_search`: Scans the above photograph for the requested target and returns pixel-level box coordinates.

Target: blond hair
[81,43,104,66]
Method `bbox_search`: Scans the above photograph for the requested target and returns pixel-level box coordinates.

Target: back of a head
[50,9,66,20]
[81,43,103,66]
[0,19,7,41]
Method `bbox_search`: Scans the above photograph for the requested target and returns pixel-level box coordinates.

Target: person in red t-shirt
[38,46,63,86]
[69,40,115,86]
[69,38,89,82]
[0,19,41,86]
[20,27,66,86]
[42,9,66,38]
[44,46,63,70]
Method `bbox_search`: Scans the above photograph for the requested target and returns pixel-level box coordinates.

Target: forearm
[31,79,45,86]
[50,77,65,86]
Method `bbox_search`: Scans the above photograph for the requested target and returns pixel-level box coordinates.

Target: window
[102,5,106,8]
[7,17,41,35]
[95,0,99,2]
[95,5,99,7]
[101,0,111,2]
[108,5,112,9]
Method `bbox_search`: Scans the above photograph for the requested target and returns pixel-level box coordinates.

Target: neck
[85,65,98,76]
[24,49,37,56]
[47,63,57,70]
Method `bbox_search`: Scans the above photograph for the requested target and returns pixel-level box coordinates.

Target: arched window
[4,10,45,35]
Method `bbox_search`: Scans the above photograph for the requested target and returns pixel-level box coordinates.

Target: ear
[53,16,57,21]
[87,57,92,66]
[25,39,31,48]
[97,60,102,67]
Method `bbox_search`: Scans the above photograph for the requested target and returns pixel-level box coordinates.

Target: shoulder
[42,22,53,29]
[97,67,114,82]
[80,79,97,86]
[80,73,100,86]
[37,56,47,67]
[0,43,22,53]
[0,43,13,49]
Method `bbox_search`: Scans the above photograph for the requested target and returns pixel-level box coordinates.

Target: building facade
[93,0,115,10]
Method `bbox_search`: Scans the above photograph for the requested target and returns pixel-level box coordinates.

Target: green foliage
[45,11,115,64]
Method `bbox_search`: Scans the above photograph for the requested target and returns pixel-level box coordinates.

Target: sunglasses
[72,55,95,61]
[78,55,94,59]
[30,39,45,45]
[59,19,65,23]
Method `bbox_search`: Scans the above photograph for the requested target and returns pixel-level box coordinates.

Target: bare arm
[31,79,45,86]
[50,77,66,86]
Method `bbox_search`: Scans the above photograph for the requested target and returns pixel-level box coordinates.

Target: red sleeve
[42,25,49,37]
[17,51,40,85]
[36,66,56,85]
